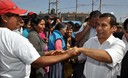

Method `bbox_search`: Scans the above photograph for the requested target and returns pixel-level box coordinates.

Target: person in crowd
[0,0,80,78]
[63,23,76,78]
[113,23,123,39]
[51,17,61,32]
[22,18,32,38]
[115,23,123,32]
[64,23,76,49]
[69,13,126,78]
[73,10,101,78]
[112,19,128,78]
[48,23,67,78]
[38,18,49,78]
[119,18,128,78]
[27,16,48,78]
[52,17,61,27]
[67,21,76,38]
[27,11,37,19]
[44,15,54,38]
[75,10,101,47]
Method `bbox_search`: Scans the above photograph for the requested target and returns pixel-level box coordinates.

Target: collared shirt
[78,35,126,78]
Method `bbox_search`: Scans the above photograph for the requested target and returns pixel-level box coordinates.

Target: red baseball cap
[0,0,27,15]
[27,12,37,16]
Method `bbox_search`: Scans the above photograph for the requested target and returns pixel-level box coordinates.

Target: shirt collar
[95,34,114,45]
[106,34,115,45]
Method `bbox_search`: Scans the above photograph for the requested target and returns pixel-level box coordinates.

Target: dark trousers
[72,61,85,78]
[120,51,128,78]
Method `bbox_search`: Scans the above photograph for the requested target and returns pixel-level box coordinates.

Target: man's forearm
[75,25,90,41]
[78,48,112,63]
[31,53,72,68]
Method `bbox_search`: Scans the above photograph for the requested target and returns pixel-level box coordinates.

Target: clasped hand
[49,47,81,56]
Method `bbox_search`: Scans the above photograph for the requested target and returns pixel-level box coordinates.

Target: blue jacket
[48,30,66,50]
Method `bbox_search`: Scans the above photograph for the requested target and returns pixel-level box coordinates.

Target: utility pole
[56,0,58,17]
[48,0,50,14]
[92,0,94,11]
[75,0,78,20]
[99,0,102,12]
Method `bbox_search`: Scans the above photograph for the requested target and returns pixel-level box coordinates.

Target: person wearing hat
[0,0,80,78]
[27,11,37,19]
[113,23,123,39]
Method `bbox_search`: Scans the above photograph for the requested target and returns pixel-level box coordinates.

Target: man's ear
[1,14,8,23]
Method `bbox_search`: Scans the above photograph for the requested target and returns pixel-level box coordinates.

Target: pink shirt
[55,39,62,50]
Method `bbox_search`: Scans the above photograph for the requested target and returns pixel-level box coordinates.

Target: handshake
[48,47,81,57]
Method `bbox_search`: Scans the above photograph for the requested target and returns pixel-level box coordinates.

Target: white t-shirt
[78,35,126,78]
[0,28,40,78]
[13,27,23,35]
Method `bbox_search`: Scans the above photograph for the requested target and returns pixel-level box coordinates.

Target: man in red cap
[0,0,80,78]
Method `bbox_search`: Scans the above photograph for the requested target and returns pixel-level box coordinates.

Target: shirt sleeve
[105,41,126,68]
[55,39,62,50]
[13,36,40,65]
[78,53,87,61]
[75,22,87,34]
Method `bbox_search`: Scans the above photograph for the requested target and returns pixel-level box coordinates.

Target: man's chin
[97,34,103,38]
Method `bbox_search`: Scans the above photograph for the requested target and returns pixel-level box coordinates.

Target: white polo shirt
[78,35,126,78]
[0,28,40,78]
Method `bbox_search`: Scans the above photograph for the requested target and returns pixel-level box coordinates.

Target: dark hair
[90,10,101,18]
[0,16,2,25]
[100,13,117,27]
[28,13,37,19]
[68,21,75,27]
[84,17,90,22]
[66,23,73,29]
[44,15,53,21]
[52,17,61,26]
[31,16,45,27]
[54,23,67,30]
[24,18,31,25]
[123,18,128,30]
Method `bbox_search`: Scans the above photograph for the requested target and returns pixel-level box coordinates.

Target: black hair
[100,13,117,27]
[123,18,128,30]
[66,23,73,29]
[31,16,46,27]
[90,10,101,18]
[52,17,61,26]
[28,13,37,19]
[24,18,31,25]
[44,15,53,21]
[54,23,66,30]
[0,16,2,25]
[84,17,90,22]
[68,21,75,27]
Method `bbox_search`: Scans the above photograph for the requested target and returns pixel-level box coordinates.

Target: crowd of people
[0,0,128,78]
